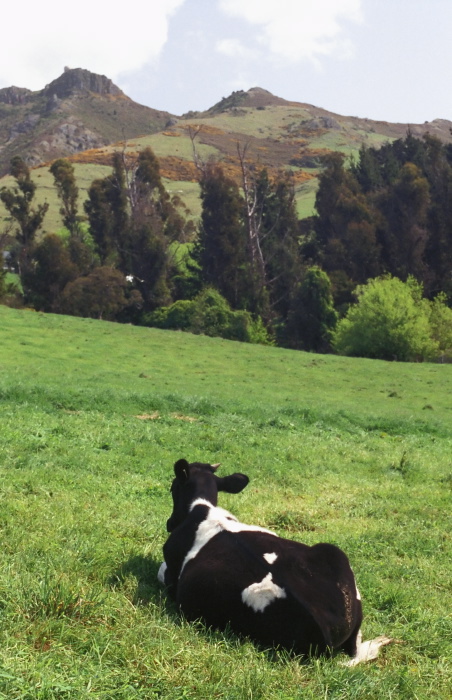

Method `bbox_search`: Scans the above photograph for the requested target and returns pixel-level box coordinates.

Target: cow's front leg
[157,561,178,599]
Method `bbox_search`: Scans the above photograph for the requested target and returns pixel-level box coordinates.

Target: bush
[60,267,142,321]
[332,276,440,361]
[143,288,270,345]
[427,293,452,360]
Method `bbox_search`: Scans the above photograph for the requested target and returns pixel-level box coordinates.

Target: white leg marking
[157,562,167,585]
[263,552,278,565]
[344,632,393,666]
[241,573,287,613]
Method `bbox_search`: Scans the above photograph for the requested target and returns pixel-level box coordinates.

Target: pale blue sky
[2,1,451,124]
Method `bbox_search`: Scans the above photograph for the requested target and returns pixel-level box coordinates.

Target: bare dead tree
[188,125,206,176]
[236,141,267,300]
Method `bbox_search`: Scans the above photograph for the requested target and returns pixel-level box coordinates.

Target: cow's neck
[189,497,215,513]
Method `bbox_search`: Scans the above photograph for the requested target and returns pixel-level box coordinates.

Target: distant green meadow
[0,306,451,699]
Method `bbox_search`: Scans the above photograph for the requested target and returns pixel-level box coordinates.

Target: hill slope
[0,67,174,176]
[0,305,451,698]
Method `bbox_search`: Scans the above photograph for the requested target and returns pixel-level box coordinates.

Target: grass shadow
[108,553,180,617]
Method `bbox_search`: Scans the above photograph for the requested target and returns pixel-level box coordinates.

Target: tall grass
[0,306,451,698]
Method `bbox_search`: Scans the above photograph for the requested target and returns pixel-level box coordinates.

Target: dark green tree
[376,162,430,282]
[286,266,338,351]
[422,135,452,299]
[84,148,183,312]
[254,169,301,322]
[193,163,248,309]
[49,159,80,235]
[0,157,49,282]
[84,153,128,265]
[314,153,381,305]
[22,234,78,312]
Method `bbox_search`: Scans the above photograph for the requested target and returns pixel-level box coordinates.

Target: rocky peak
[43,67,124,100]
[0,86,33,105]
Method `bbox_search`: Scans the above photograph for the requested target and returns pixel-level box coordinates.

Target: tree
[376,162,430,282]
[84,148,182,312]
[84,153,128,265]
[332,276,438,361]
[286,267,338,351]
[193,163,249,309]
[49,159,80,235]
[23,234,78,312]
[422,136,452,299]
[0,157,49,281]
[254,168,301,321]
[314,153,380,305]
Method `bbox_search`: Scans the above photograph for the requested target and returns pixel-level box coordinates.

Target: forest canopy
[1,132,452,360]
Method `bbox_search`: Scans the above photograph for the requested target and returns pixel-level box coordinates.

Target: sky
[1,0,451,124]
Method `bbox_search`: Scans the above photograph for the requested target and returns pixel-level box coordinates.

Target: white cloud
[216,39,259,61]
[218,0,363,64]
[0,0,186,90]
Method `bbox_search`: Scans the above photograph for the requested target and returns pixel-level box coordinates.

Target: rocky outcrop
[0,86,33,105]
[8,113,41,140]
[43,67,124,100]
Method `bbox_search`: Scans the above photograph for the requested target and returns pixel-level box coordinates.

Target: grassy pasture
[0,306,451,699]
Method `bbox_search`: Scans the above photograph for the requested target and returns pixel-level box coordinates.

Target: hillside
[2,70,452,227]
[0,67,174,176]
[0,305,451,698]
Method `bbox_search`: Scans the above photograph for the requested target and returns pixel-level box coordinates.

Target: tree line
[308,132,452,308]
[1,132,452,360]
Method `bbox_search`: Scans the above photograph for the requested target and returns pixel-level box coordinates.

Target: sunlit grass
[0,306,451,698]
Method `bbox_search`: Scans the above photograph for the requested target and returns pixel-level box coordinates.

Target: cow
[158,459,391,664]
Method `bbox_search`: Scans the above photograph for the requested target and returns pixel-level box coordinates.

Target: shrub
[427,292,452,360]
[143,288,270,344]
[332,276,439,361]
[60,267,142,321]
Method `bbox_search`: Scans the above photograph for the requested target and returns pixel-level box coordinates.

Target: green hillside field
[0,306,451,699]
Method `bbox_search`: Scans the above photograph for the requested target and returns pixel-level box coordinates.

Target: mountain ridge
[0,68,174,175]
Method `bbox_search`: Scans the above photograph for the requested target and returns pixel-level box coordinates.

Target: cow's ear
[216,473,249,494]
[174,458,190,482]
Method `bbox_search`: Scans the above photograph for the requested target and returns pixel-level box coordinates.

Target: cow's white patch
[344,631,393,666]
[180,500,276,576]
[356,585,361,601]
[157,562,167,585]
[241,572,287,612]
[263,552,278,565]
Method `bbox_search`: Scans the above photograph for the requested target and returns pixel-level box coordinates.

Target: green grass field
[0,306,451,699]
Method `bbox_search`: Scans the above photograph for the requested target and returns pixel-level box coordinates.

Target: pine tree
[193,163,249,309]
[286,267,338,351]
[49,159,80,235]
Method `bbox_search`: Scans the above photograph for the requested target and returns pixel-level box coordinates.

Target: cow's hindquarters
[176,532,361,656]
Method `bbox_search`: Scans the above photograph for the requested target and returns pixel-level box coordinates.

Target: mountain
[0,67,174,175]
[2,70,452,226]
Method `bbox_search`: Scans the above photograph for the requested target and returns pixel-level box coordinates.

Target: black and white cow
[158,459,391,664]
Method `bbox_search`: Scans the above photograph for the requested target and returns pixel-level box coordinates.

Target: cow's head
[166,459,249,532]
